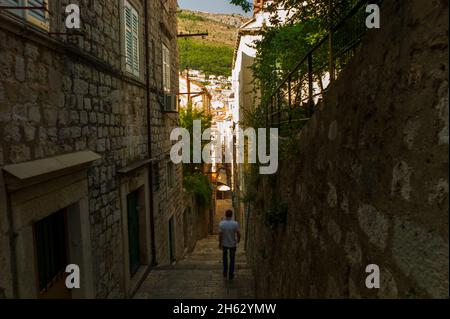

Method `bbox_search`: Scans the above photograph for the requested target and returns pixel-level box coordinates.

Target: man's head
[225,210,233,219]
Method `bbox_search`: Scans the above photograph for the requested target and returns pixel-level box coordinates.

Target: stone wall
[146,0,185,270]
[0,0,184,298]
[246,0,449,298]
[183,194,212,253]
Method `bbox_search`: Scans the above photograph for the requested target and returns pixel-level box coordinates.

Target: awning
[3,151,101,191]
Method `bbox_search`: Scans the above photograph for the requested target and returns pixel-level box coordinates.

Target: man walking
[219,210,241,280]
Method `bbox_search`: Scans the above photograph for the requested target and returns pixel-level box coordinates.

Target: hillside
[177,10,249,76]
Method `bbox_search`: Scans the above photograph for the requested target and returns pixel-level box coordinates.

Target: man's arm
[236,222,241,244]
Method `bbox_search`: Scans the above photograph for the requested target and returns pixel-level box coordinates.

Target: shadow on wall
[245,0,449,299]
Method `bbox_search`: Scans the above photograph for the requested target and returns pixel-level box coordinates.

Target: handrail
[264,0,379,128]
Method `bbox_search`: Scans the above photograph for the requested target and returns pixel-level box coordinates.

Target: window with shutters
[166,161,174,188]
[162,43,176,111]
[162,43,171,92]
[123,0,140,77]
[0,0,50,31]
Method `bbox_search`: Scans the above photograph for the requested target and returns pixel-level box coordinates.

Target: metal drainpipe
[144,0,157,266]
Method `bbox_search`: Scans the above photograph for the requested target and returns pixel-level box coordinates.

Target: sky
[177,0,252,16]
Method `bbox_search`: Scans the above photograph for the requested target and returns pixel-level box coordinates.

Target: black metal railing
[265,0,380,129]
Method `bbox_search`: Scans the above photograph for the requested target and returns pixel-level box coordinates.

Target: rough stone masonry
[246,0,449,298]
[0,0,185,299]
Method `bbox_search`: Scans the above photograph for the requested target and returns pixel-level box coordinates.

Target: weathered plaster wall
[246,0,449,298]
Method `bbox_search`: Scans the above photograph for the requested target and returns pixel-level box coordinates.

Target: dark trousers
[222,247,236,278]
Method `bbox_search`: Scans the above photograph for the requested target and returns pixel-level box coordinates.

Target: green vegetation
[178,38,234,76]
[178,11,205,22]
[183,174,212,207]
[179,105,213,207]
[239,1,337,220]
[229,0,252,12]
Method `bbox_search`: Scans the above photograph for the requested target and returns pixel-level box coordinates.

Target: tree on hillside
[230,0,252,12]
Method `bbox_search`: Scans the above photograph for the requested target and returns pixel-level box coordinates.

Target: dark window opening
[34,209,68,293]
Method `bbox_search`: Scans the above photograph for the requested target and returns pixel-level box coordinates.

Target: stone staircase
[134,236,255,299]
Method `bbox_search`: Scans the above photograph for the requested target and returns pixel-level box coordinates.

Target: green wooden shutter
[124,1,139,77]
[124,3,134,74]
[27,0,46,20]
[0,0,24,18]
[26,0,49,30]
[131,10,139,76]
[163,45,171,92]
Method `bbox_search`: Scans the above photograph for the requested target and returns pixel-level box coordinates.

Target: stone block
[428,179,449,207]
[0,51,13,78]
[89,112,97,124]
[15,57,25,82]
[71,127,82,138]
[392,218,449,298]
[3,123,21,143]
[44,108,58,126]
[12,104,27,121]
[378,268,398,299]
[25,43,39,59]
[24,124,36,142]
[9,144,31,163]
[29,106,41,123]
[70,110,80,124]
[327,219,342,244]
[97,139,106,152]
[73,79,89,95]
[327,183,338,208]
[357,204,389,250]
[84,98,92,110]
[436,88,449,145]
[344,231,362,266]
[391,161,412,201]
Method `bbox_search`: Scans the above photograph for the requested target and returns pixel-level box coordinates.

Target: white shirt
[219,219,239,248]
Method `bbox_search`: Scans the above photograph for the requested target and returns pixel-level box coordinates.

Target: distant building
[212,100,226,110]
[197,73,206,81]
[188,69,201,77]
[179,74,212,113]
[231,0,290,228]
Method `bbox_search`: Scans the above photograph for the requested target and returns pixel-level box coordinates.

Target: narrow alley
[135,197,254,299]
[0,0,448,303]
[134,236,254,299]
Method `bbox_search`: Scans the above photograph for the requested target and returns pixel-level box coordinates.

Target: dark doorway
[34,209,71,299]
[127,190,142,276]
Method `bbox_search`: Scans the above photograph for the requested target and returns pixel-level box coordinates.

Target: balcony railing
[265,0,382,130]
